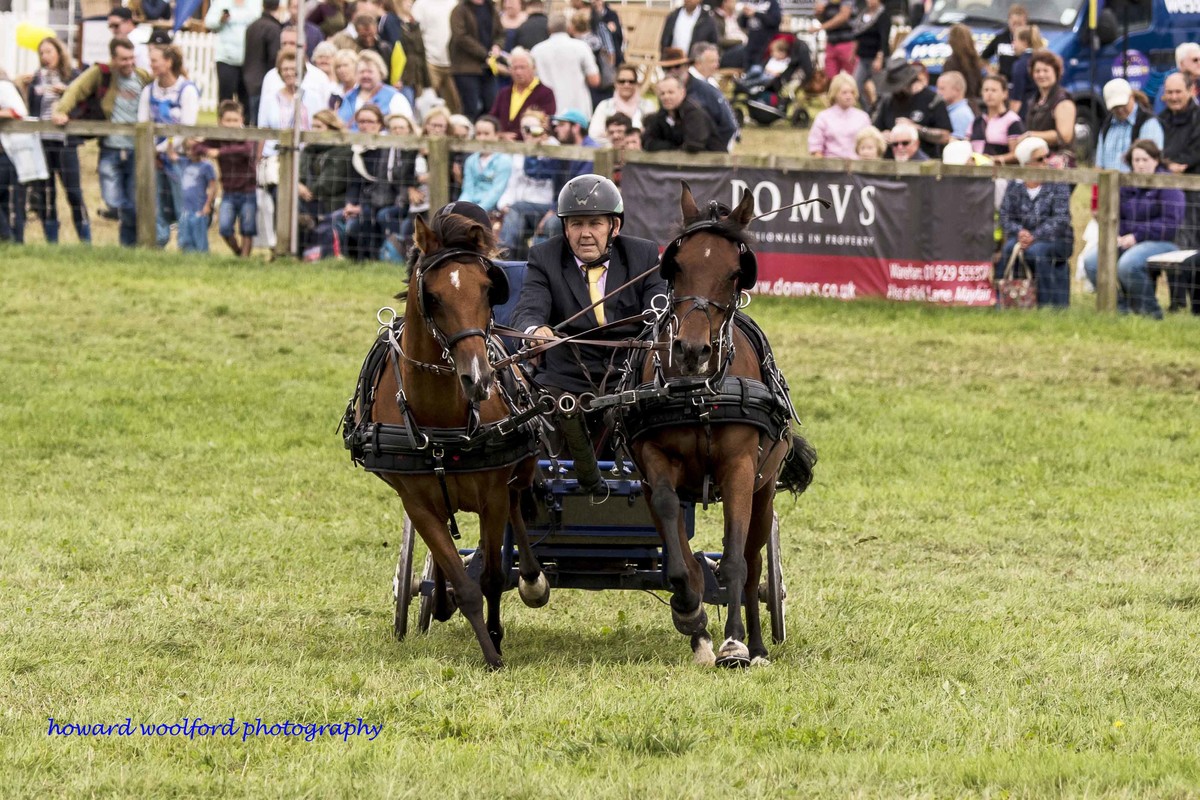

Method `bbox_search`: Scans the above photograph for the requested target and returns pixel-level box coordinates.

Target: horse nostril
[698,344,712,361]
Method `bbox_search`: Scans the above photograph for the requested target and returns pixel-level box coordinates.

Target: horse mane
[405,213,498,282]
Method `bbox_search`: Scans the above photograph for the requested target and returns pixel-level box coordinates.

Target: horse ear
[413,215,437,254]
[680,180,700,223]
[467,221,494,257]
[731,189,755,227]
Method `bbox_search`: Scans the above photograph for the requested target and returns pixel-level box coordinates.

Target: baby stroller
[729,34,816,128]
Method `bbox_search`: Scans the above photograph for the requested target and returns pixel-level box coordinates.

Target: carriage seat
[493,261,528,331]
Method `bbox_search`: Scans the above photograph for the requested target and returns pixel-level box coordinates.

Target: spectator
[815,0,855,77]
[936,70,973,139]
[307,0,347,38]
[413,0,464,112]
[603,112,631,148]
[337,50,414,129]
[588,64,654,140]
[854,125,886,159]
[140,0,173,21]
[379,0,404,47]
[531,13,600,119]
[497,110,556,258]
[500,0,527,46]
[353,13,395,78]
[1000,136,1073,308]
[1096,78,1163,172]
[489,48,555,139]
[851,0,889,111]
[27,36,89,244]
[0,70,28,244]
[661,47,737,151]
[285,0,325,59]
[1018,50,1075,160]
[108,7,151,71]
[873,55,952,158]
[888,120,927,162]
[625,127,642,150]
[941,23,985,101]
[331,47,359,108]
[340,103,406,259]
[738,0,781,66]
[642,74,725,153]
[574,10,615,108]
[52,37,150,247]
[1175,42,1200,99]
[1082,139,1183,319]
[243,0,285,124]
[205,0,260,114]
[513,0,550,50]
[592,0,624,65]
[980,4,1026,82]
[808,73,871,159]
[139,44,200,249]
[661,0,717,58]
[1008,26,1042,115]
[392,0,429,100]
[969,74,1025,164]
[1158,71,1200,312]
[177,140,217,253]
[713,0,748,68]
[205,100,258,257]
[258,49,313,161]
[313,40,339,85]
[298,109,352,258]
[261,31,334,118]
[449,0,503,120]
[459,114,512,212]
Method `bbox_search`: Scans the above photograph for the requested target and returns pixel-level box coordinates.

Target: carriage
[342,186,814,669]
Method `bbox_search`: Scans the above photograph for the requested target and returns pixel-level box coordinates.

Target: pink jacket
[808,105,871,159]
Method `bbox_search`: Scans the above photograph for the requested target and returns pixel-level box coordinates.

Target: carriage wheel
[765,512,786,643]
[392,516,417,641]
[416,552,436,633]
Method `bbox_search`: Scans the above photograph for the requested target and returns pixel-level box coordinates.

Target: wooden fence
[5,117,1200,314]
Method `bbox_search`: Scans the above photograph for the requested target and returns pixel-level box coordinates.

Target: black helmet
[556,175,624,220]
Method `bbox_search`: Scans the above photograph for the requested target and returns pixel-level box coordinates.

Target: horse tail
[777,432,817,496]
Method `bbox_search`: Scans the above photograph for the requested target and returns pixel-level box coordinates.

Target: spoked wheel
[765,512,786,643]
[392,516,417,640]
[416,552,437,633]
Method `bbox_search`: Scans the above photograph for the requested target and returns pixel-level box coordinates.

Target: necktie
[587,265,606,325]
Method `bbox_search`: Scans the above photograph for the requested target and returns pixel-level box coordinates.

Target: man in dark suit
[243,0,284,124]
[659,0,718,56]
[511,175,666,395]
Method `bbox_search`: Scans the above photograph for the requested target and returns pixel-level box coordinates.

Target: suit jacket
[660,7,719,53]
[489,81,556,138]
[511,234,666,394]
[642,99,724,153]
[243,13,284,97]
[449,0,505,75]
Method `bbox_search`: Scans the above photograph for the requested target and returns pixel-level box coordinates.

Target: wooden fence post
[1095,171,1119,313]
[274,146,296,258]
[135,122,158,249]
[592,147,615,180]
[427,137,450,213]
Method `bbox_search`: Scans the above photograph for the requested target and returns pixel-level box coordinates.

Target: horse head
[408,211,509,403]
[660,182,756,376]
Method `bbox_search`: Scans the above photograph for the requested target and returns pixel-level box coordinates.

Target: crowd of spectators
[1,0,1200,313]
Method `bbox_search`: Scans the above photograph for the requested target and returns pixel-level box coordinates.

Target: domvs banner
[620,164,998,306]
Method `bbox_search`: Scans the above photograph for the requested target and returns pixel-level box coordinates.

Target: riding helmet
[556,175,624,221]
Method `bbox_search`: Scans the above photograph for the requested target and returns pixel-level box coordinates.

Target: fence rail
[5,117,1200,314]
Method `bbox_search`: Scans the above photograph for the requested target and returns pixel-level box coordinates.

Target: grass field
[2,246,1198,798]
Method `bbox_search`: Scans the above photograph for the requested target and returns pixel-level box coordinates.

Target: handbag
[997,244,1037,309]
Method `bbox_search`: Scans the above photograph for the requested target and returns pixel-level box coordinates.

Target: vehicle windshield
[930,0,1079,29]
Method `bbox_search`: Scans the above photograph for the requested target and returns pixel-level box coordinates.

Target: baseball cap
[551,109,589,128]
[1103,78,1133,110]
[941,139,975,166]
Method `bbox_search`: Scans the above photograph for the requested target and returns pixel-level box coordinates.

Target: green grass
[2,246,1198,798]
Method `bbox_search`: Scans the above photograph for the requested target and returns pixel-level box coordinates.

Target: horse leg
[713,454,758,668]
[744,483,776,665]
[642,451,712,665]
[509,487,549,608]
[478,493,509,656]
[406,504,504,670]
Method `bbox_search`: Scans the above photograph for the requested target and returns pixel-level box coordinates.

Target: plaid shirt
[1000,181,1074,244]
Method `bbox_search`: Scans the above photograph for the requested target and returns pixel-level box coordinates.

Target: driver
[510,174,666,396]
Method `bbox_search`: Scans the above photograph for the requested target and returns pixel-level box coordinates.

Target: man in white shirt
[659,0,717,58]
[259,29,333,119]
[531,13,600,118]
[412,0,463,113]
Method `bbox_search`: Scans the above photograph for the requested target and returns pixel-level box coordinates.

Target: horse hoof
[672,604,708,636]
[715,638,751,669]
[692,634,716,667]
[485,657,504,672]
[518,573,550,608]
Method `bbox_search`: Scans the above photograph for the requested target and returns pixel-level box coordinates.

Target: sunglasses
[107,22,122,30]
[522,125,544,135]
[615,78,638,85]
[893,139,916,146]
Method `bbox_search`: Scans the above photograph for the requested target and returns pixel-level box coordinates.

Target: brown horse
[628,184,814,668]
[345,207,550,670]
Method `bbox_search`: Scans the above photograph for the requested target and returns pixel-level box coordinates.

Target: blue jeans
[1082,240,1175,318]
[500,201,553,260]
[156,159,186,248]
[178,211,210,252]
[0,152,25,243]
[1001,238,1073,308]
[218,191,257,238]
[453,72,497,121]
[37,140,90,243]
[98,147,137,246]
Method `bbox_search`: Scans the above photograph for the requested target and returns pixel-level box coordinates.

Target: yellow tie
[587,265,606,325]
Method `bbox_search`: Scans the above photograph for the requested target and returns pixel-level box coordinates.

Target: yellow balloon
[16,22,56,52]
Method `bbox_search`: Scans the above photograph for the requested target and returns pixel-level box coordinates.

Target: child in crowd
[207,100,258,257]
[178,138,216,253]
[763,38,793,79]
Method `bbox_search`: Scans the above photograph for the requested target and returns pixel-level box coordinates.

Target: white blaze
[449,269,461,289]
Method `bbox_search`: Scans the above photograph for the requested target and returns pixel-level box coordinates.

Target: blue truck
[900,0,1200,158]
